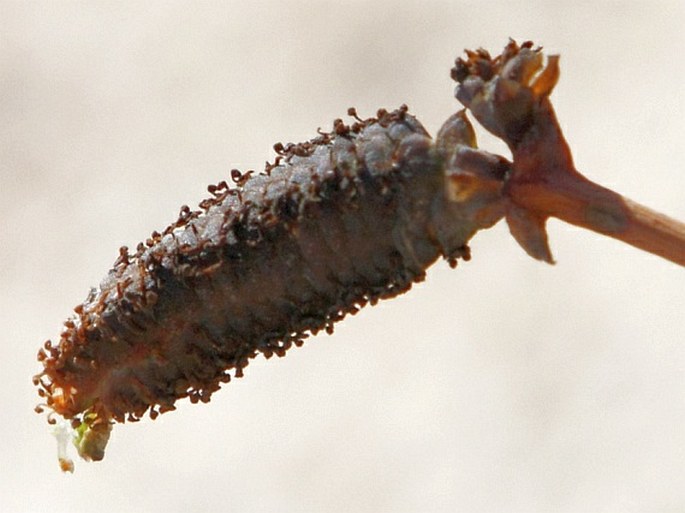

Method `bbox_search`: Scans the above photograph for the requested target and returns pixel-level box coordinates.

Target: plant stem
[505,96,685,267]
[453,40,685,266]
[508,172,685,266]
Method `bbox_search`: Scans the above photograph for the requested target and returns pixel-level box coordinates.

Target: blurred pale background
[2,1,684,512]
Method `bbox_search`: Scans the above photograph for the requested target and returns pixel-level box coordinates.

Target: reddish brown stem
[506,96,685,267]
[508,172,685,266]
[454,41,685,267]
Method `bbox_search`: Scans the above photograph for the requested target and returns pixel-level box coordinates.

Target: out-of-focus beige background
[2,2,684,512]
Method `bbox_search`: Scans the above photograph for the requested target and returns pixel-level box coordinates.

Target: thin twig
[509,172,685,266]
[453,40,685,267]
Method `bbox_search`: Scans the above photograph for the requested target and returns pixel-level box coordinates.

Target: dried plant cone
[35,40,685,471]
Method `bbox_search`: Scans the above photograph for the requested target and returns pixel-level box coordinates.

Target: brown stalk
[506,92,685,267]
[507,163,685,267]
[453,41,685,266]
